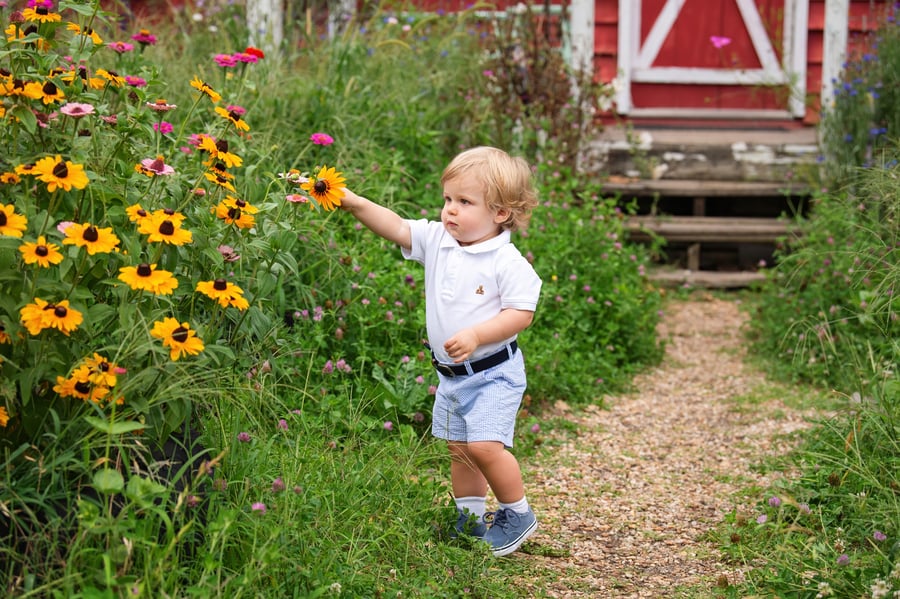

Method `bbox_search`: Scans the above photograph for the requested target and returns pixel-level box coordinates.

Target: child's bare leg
[448,441,488,497]
[458,441,524,503]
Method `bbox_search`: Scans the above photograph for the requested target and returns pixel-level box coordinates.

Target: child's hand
[339,188,360,211]
[444,329,479,363]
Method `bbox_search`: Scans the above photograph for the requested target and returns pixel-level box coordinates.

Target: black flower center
[37,7,49,15]
[82,226,99,242]
[52,161,69,179]
[227,208,240,220]
[99,362,109,371]
[54,305,68,318]
[75,381,91,394]
[163,208,175,215]
[35,245,49,257]
[172,326,189,343]
[216,140,229,152]
[213,279,227,291]
[137,209,148,217]
[136,263,152,276]
[159,220,175,236]
[42,81,58,95]
[0,212,6,226]
[314,180,328,194]
[235,199,246,208]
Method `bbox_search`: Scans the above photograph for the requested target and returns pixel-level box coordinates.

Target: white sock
[499,496,530,514]
[455,496,487,520]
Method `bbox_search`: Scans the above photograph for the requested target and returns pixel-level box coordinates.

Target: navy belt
[429,340,518,377]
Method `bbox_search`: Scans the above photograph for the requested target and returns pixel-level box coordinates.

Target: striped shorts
[431,349,527,448]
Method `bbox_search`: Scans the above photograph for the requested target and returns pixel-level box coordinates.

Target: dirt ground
[513,295,817,598]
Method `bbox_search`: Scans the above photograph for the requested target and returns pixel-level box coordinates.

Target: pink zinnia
[140,155,175,175]
[125,76,147,87]
[131,29,157,45]
[310,132,334,146]
[251,502,267,514]
[108,41,134,53]
[60,102,95,118]
[233,52,259,64]
[153,121,174,134]
[214,54,238,68]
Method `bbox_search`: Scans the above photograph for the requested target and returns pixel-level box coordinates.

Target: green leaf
[125,475,167,507]
[10,105,37,135]
[93,468,125,494]
[84,415,145,435]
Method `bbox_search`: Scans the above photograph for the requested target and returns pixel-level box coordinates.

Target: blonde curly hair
[440,146,538,232]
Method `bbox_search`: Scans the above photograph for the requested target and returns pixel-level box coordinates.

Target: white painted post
[616,0,636,114]
[821,0,850,111]
[788,0,809,117]
[569,0,595,73]
[246,0,285,54]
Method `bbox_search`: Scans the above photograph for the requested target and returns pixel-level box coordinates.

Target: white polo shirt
[402,219,542,364]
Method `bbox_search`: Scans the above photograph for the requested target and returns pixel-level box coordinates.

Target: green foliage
[1,1,664,596]
[819,5,900,184]
[726,7,900,597]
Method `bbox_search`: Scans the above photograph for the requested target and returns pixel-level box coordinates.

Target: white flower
[329,582,342,595]
[871,578,890,599]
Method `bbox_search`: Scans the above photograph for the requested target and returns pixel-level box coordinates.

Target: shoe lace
[485,508,514,531]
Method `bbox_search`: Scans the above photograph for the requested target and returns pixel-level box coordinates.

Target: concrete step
[584,126,820,182]
[647,268,767,289]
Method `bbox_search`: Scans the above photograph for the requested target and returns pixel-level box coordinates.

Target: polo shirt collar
[440,229,511,253]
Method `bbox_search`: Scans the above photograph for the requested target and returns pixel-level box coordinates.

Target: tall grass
[1,1,661,596]
[721,6,900,597]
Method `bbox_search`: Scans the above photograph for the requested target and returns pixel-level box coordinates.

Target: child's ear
[493,208,510,224]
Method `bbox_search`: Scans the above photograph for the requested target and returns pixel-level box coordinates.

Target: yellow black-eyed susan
[151,317,205,361]
[23,6,62,23]
[199,135,243,168]
[53,366,110,403]
[214,106,250,132]
[301,165,346,211]
[137,211,192,245]
[62,222,120,255]
[213,196,257,229]
[118,263,178,295]
[20,298,83,336]
[196,279,249,310]
[190,76,221,103]
[19,235,64,267]
[83,353,121,388]
[0,203,27,237]
[33,155,89,192]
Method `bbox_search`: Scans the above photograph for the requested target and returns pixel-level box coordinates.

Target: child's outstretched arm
[340,188,412,250]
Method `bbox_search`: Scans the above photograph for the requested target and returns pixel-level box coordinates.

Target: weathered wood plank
[626,216,797,243]
[604,179,808,198]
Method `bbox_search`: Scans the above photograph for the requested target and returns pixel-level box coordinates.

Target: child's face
[440,176,509,246]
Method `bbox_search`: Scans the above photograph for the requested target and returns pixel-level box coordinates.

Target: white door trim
[615,0,808,117]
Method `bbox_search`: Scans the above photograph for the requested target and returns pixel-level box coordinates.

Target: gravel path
[515,295,816,598]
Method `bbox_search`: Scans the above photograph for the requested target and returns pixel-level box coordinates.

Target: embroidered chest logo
[475,285,484,295]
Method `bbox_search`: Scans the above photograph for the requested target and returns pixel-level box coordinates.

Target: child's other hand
[444,329,479,363]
